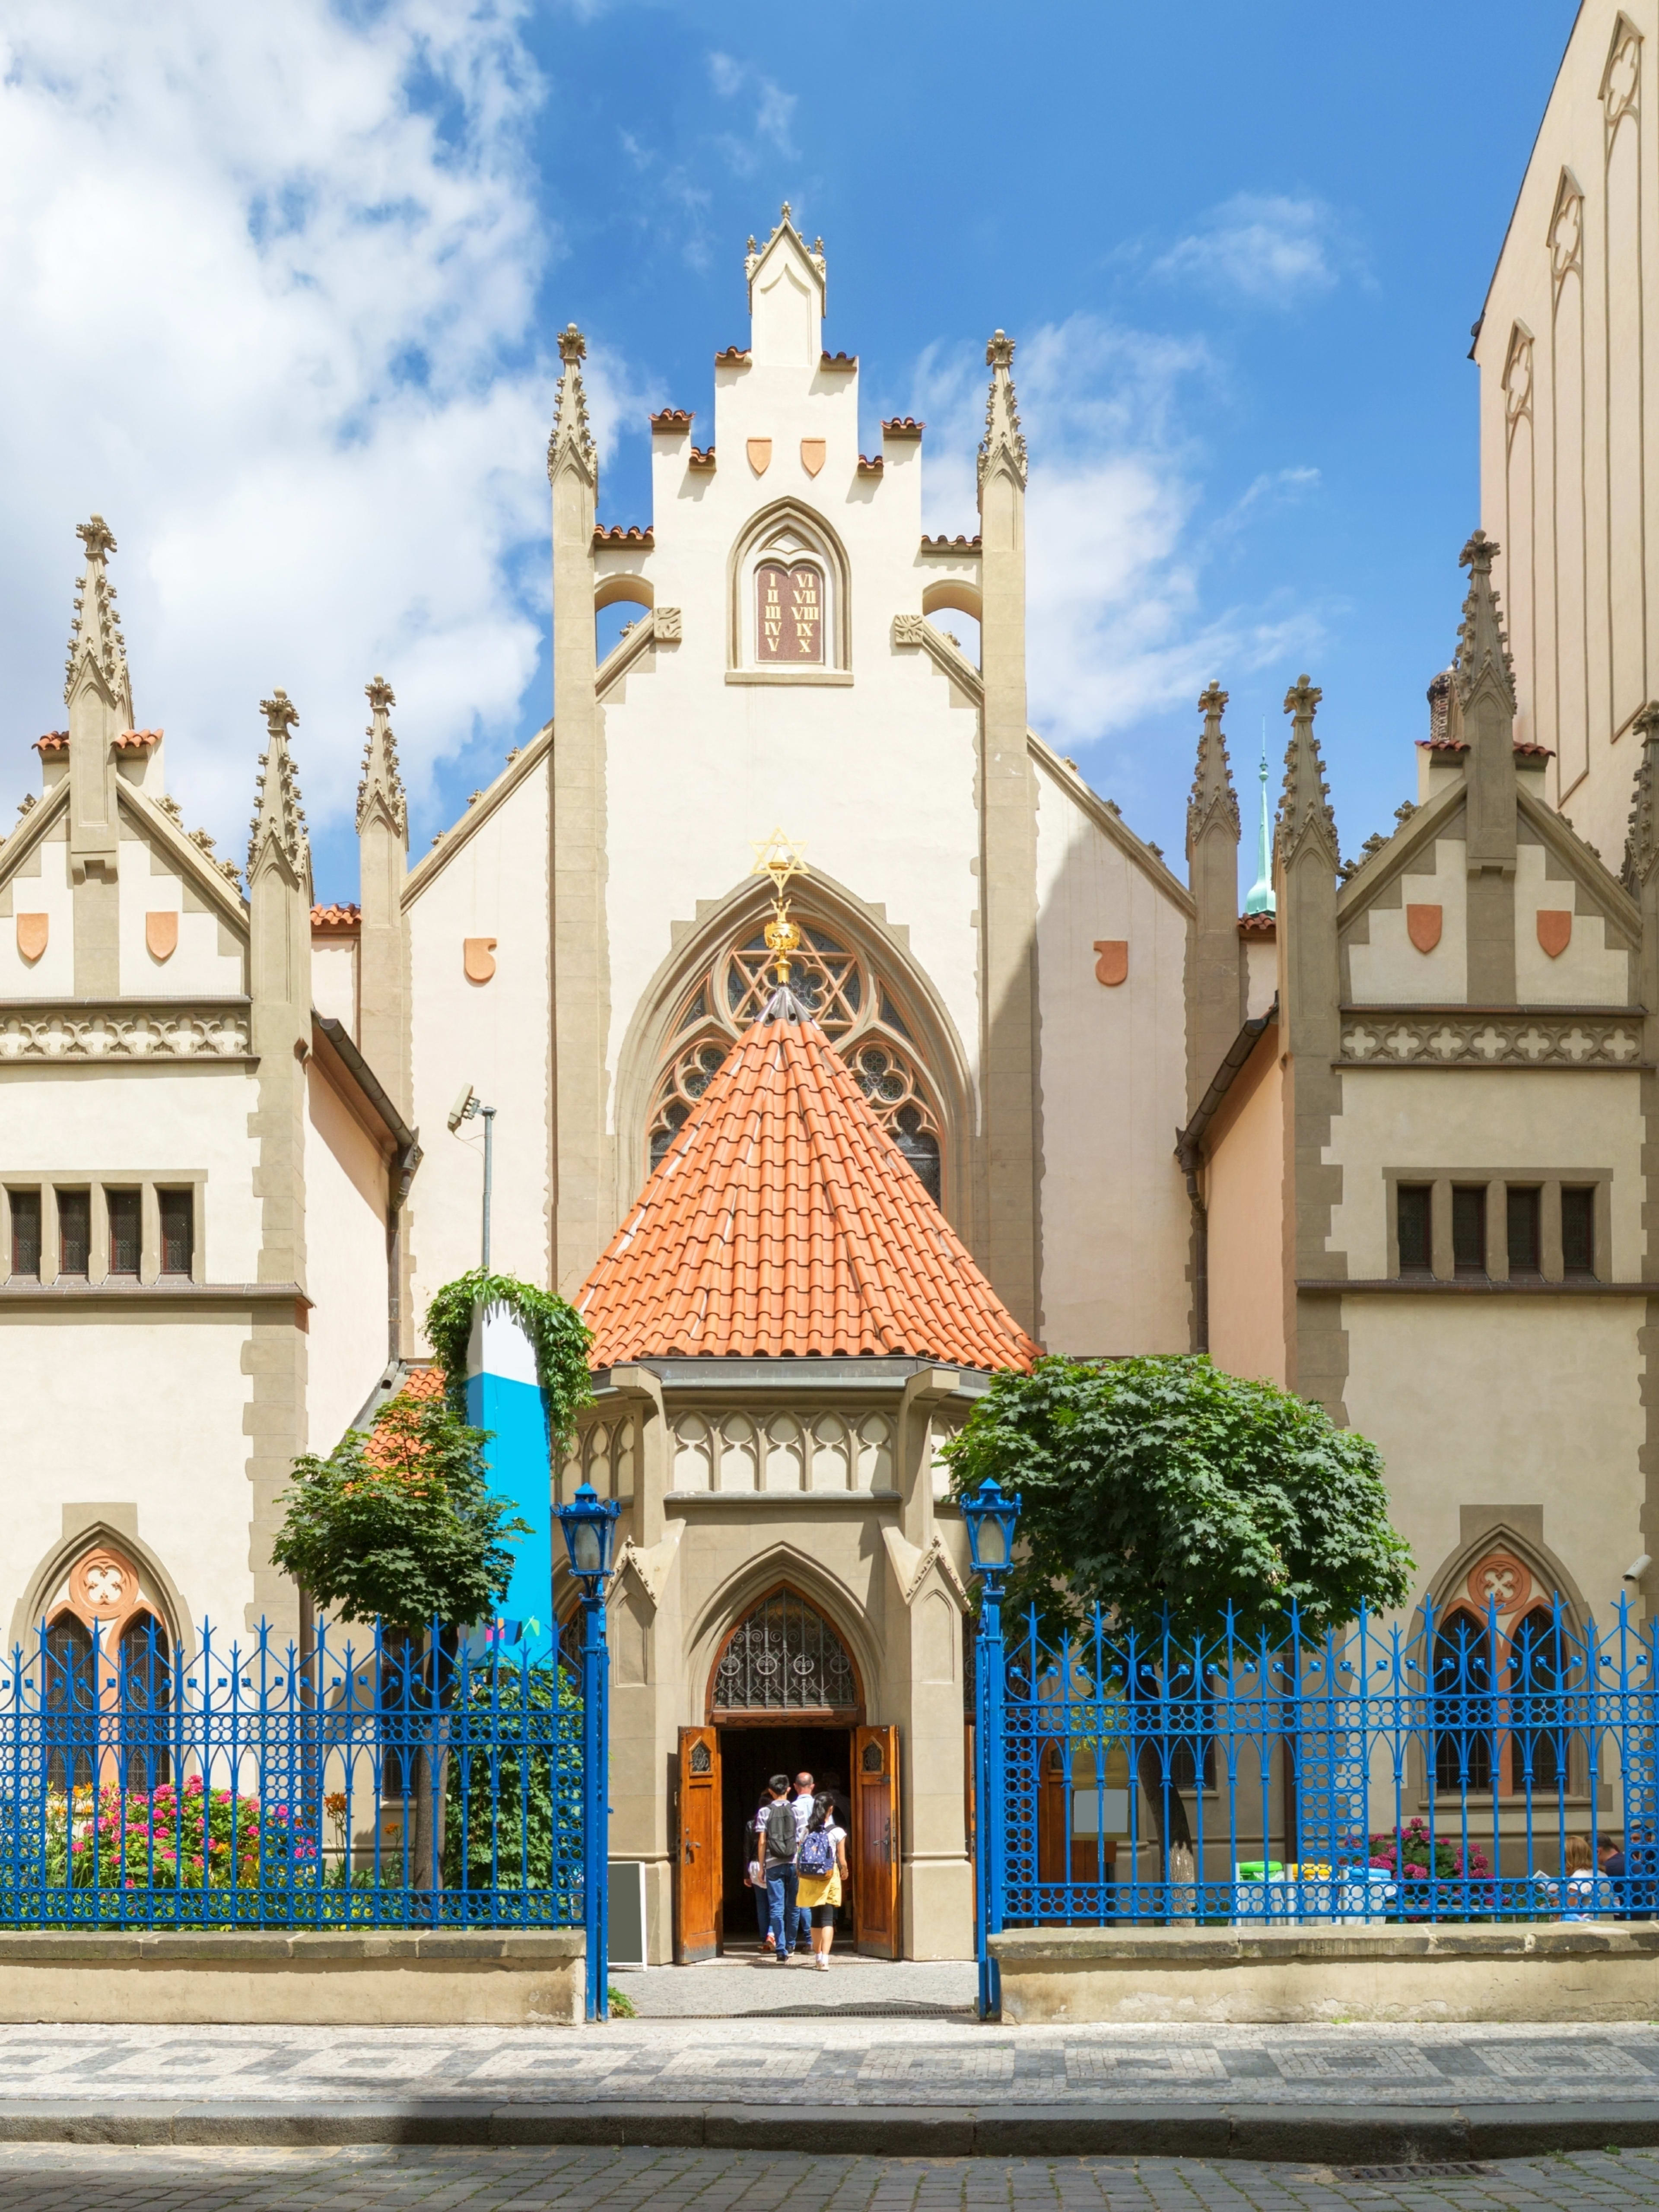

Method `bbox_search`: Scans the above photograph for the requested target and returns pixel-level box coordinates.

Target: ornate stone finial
[978,329,1027,491]
[780,200,791,222]
[1453,529,1517,714]
[63,514,133,721]
[1623,701,1659,891]
[1275,674,1338,874]
[1186,682,1239,847]
[356,674,407,839]
[248,690,310,883]
[547,321,597,486]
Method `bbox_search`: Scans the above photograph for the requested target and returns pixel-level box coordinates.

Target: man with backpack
[760,1774,801,1963]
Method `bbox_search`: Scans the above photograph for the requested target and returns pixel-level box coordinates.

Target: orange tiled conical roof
[577,991,1038,1371]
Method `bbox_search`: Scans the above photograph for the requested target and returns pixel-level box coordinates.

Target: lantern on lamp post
[962,1478,1020,2021]
[555,1480,620,2022]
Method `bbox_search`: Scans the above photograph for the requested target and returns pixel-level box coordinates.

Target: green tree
[944,1354,1412,1646]
[271,1389,529,1636]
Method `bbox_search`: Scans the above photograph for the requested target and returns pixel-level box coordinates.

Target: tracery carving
[647,915,942,1198]
[711,1589,859,1714]
[1604,16,1641,130]
[0,1007,252,1062]
[1339,1012,1640,1069]
[670,1409,893,1494]
[1503,324,1534,439]
[1549,173,1584,290]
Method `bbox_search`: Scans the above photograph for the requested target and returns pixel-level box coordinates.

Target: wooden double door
[675,1722,901,1961]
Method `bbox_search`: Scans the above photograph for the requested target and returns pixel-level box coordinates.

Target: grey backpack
[763,1802,798,1862]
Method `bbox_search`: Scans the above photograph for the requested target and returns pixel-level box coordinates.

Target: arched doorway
[675,1585,900,1961]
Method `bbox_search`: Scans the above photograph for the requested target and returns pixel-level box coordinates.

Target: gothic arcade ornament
[1537,910,1573,958]
[1093,940,1128,987]
[145,912,178,962]
[16,914,47,963]
[747,438,772,475]
[800,439,826,477]
[1406,904,1443,954]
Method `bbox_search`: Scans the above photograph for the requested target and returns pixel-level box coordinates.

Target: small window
[1397,1185,1433,1275]
[1452,1185,1487,1276]
[107,1189,140,1278]
[159,1189,194,1279]
[8,1190,41,1279]
[1506,1186,1541,1277]
[1562,1186,1596,1278]
[57,1189,90,1278]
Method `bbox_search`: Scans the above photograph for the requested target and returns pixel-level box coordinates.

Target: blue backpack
[799,1825,837,1877]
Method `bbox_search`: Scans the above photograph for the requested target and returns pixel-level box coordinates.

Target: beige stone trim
[1339,1009,1641,1068]
[402,725,553,908]
[1028,736,1195,913]
[0,1001,253,1062]
[10,1510,194,1655]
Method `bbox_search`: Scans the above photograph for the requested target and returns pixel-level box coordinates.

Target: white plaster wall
[0,1315,256,1636]
[1243,934,1277,1018]
[406,767,551,1339]
[311,940,359,1036]
[1342,1295,1644,1627]
[117,829,245,998]
[304,1059,390,1450]
[1513,842,1633,1003]
[1033,763,1189,1353]
[1325,1066,1643,1278]
[600,294,983,1140]
[0,826,74,996]
[1205,1051,1286,1387]
[1347,837,1469,1004]
[0,1066,264,1278]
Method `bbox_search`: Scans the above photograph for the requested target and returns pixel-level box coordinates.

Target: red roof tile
[34,728,160,753]
[576,991,1039,1371]
[34,732,68,753]
[1237,912,1277,937]
[649,408,693,429]
[593,524,654,546]
[882,416,925,435]
[311,903,361,934]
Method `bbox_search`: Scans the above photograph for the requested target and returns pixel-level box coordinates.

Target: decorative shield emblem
[746,438,772,475]
[463,937,498,985]
[1406,903,1442,954]
[1538,909,1572,958]
[1093,939,1128,987]
[16,914,47,963]
[145,911,178,962]
[800,439,826,477]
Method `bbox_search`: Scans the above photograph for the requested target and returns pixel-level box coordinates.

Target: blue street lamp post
[555,1480,620,2022]
[963,1477,1020,2022]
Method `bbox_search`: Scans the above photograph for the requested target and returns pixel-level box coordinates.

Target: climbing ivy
[425,1270,595,1451]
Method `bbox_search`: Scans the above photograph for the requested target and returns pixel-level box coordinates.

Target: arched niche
[610,864,976,1237]
[727,498,851,674]
[921,578,983,623]
[15,1521,184,1657]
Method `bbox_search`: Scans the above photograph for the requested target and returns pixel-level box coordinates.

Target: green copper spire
[1243,724,1274,915]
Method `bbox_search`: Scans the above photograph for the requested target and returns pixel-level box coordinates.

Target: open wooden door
[852,1723,900,1957]
[675,1726,721,1963]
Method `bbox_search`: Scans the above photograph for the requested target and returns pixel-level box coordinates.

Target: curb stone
[6,2097,1659,2157]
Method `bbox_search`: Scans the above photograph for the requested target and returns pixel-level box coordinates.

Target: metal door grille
[712,1591,857,1713]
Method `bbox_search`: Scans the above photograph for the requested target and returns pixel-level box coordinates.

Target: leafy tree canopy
[272,1389,530,1637]
[424,1269,594,1449]
[944,1355,1412,1645]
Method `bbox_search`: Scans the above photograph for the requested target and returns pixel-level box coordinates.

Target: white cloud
[707,51,798,172]
[913,316,1322,762]
[1153,194,1346,304]
[0,0,565,856]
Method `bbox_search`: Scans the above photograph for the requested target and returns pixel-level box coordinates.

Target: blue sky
[0,1,1575,906]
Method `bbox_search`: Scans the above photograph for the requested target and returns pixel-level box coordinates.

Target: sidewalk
[620,1954,976,2017]
[6,2014,1659,2162]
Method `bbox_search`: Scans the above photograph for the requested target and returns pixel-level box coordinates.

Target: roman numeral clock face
[756,561,823,662]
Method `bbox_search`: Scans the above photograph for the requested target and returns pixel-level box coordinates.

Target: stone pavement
[8,2018,1659,2161]
[620,1953,977,2016]
[1,2142,1659,2210]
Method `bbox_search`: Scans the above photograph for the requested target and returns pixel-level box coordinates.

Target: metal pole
[975,1580,1006,2021]
[582,1584,610,2021]
[480,1106,496,1271]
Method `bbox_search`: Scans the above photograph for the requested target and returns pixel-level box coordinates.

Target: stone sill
[0,1930,582,1965]
[988,1922,1655,1964]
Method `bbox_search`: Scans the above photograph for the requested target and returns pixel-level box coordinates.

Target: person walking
[795,1792,849,1971]
[789,1770,816,1953]
[760,1773,800,1963]
[748,1788,776,1949]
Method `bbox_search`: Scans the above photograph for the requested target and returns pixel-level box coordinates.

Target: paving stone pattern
[10,2018,1659,2108]
[1,2142,1659,2211]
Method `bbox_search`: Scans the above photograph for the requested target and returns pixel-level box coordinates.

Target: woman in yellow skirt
[794,1793,849,1970]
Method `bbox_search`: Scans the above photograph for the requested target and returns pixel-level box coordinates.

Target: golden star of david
[750,830,808,896]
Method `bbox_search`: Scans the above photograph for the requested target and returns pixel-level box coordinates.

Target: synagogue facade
[6,177,1659,1962]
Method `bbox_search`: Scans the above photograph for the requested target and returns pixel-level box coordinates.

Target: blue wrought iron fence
[977,1595,1659,1952]
[0,1618,583,1929]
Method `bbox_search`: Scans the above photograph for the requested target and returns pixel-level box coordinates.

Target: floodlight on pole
[446,1084,496,1268]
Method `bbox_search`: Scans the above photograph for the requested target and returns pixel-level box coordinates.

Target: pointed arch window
[709,1589,860,1716]
[730,505,850,675]
[647,914,942,1201]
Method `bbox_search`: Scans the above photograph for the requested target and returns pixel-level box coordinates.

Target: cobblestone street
[2,2142,1658,2210]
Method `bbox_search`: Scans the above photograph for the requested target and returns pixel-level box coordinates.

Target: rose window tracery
[647,916,944,1202]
